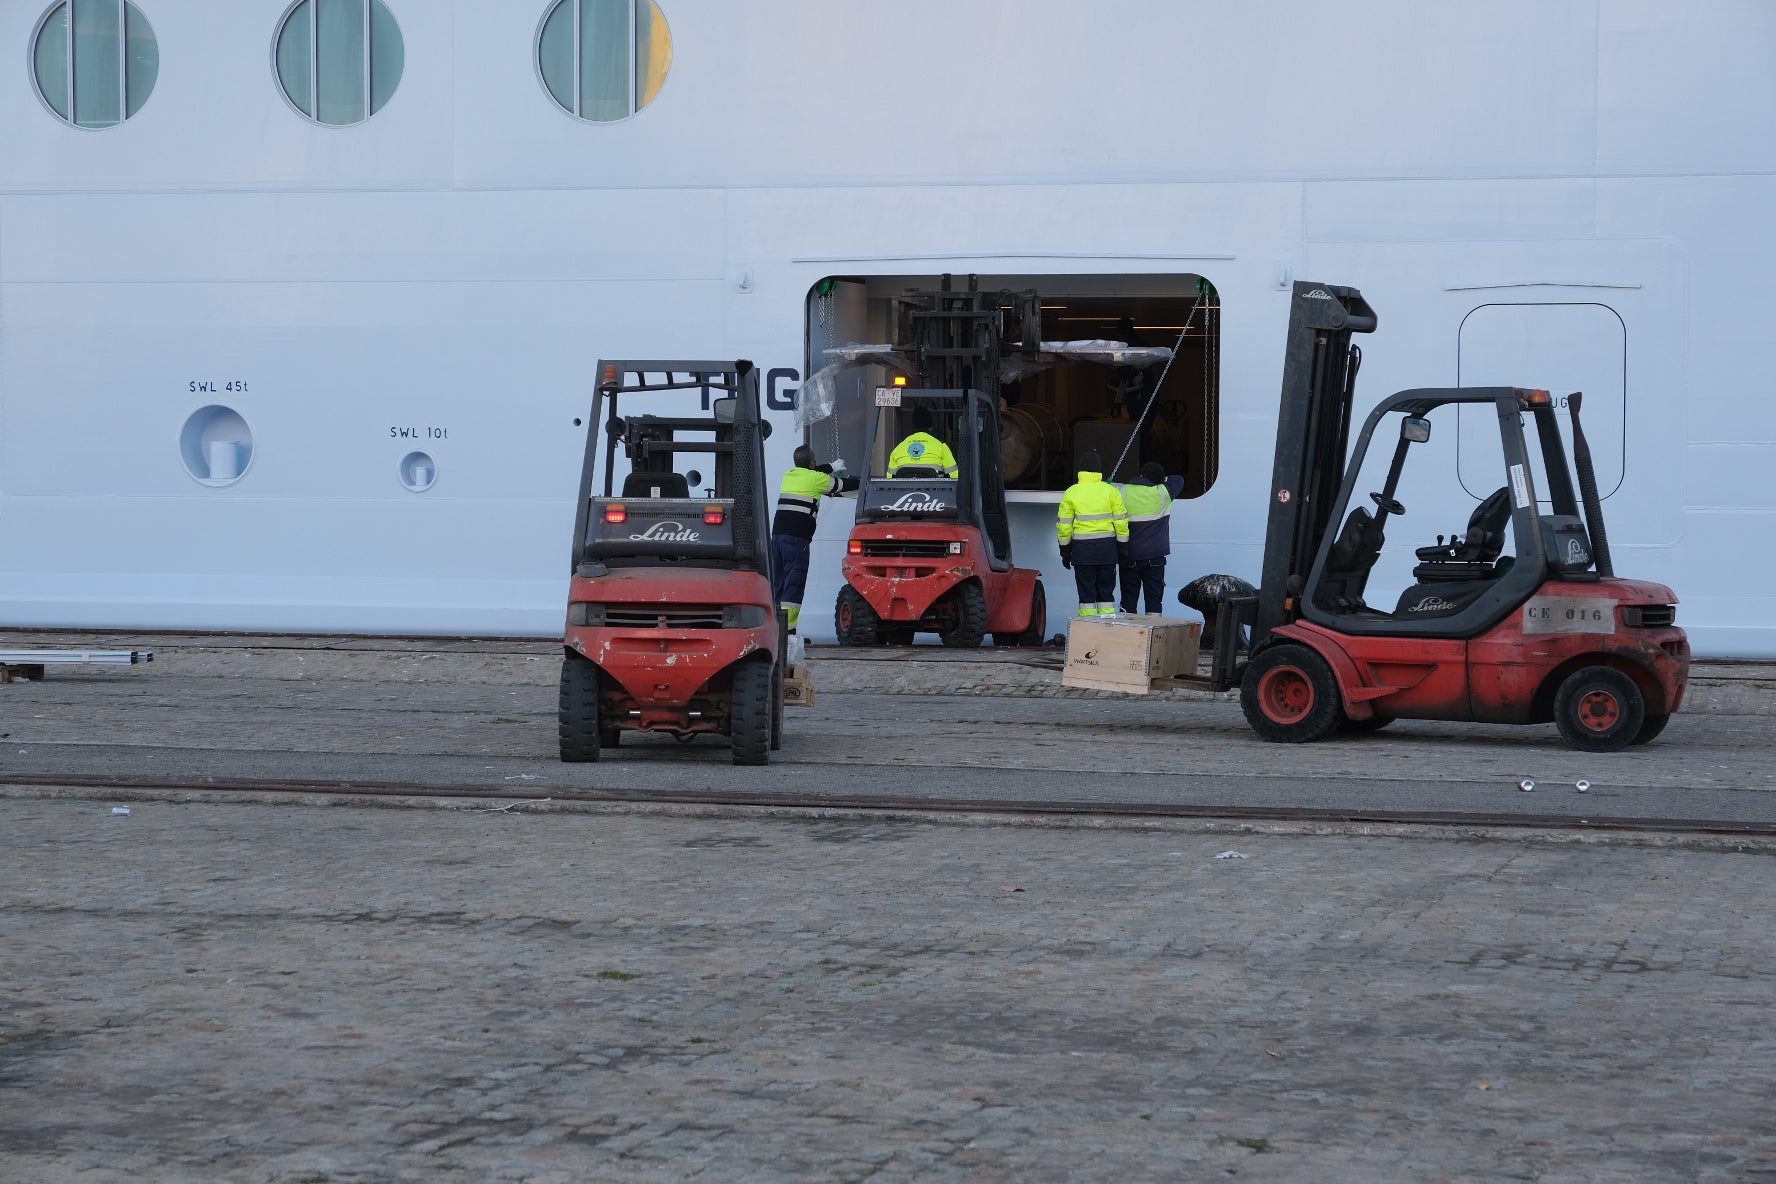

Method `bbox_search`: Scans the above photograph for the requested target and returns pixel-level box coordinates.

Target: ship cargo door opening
[804,273,1221,501]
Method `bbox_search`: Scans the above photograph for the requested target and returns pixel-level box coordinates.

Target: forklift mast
[890,273,1042,394]
[866,275,1042,563]
[1253,282,1378,645]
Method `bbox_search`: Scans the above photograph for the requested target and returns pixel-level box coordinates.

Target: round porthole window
[179,406,255,487]
[399,451,436,492]
[537,0,671,122]
[32,1,159,128]
[274,0,404,126]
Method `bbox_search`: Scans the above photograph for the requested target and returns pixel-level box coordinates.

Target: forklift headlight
[567,603,607,627]
[948,542,963,555]
[721,604,768,628]
[1620,604,1677,629]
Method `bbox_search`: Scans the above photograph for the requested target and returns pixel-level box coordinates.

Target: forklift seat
[1316,506,1386,611]
[622,471,689,499]
[1411,485,1511,582]
[888,465,948,479]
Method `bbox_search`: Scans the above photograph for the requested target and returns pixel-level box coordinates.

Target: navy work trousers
[770,534,810,607]
[1072,563,1118,613]
[1119,557,1167,614]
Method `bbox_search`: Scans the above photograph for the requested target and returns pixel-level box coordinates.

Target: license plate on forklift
[875,386,902,407]
[1522,596,1616,634]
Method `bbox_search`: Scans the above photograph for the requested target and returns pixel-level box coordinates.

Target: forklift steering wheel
[1370,492,1405,516]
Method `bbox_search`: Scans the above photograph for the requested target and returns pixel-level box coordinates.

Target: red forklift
[1183,282,1688,752]
[559,359,784,765]
[834,278,1047,648]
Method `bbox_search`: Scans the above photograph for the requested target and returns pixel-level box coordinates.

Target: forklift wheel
[834,585,881,647]
[1240,644,1343,744]
[730,660,772,765]
[997,581,1048,648]
[558,655,603,763]
[1553,665,1645,753]
[770,657,784,751]
[937,582,989,648]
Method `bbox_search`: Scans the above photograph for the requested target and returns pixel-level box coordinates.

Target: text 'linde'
[883,492,948,512]
[628,521,702,543]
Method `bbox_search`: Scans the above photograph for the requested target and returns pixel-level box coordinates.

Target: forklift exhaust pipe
[1567,390,1614,578]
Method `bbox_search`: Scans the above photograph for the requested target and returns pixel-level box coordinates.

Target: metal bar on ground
[0,650,153,664]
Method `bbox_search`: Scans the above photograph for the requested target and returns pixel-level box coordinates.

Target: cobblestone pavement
[3,798,1774,1184]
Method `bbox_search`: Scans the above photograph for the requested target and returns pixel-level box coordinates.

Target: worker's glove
[1059,545,1073,570]
[830,457,847,475]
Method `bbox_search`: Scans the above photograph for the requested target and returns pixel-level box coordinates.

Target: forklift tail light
[703,505,725,525]
[604,504,627,524]
[848,540,864,555]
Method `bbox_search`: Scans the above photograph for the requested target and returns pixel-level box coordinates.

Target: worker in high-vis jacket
[1056,450,1129,616]
[886,430,958,478]
[886,404,958,478]
[1118,461,1187,614]
[771,445,860,633]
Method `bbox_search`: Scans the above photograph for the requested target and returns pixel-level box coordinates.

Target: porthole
[274,0,404,126]
[32,0,159,128]
[537,0,671,123]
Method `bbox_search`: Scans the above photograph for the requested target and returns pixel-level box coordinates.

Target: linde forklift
[834,277,1047,647]
[559,359,785,765]
[1182,282,1689,752]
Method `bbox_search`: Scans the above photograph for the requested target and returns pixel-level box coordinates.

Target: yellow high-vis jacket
[887,433,958,478]
[1057,471,1128,562]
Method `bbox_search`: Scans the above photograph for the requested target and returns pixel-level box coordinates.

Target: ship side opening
[804,273,1221,500]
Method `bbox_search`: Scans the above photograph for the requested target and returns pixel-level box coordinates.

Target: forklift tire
[558,655,603,763]
[772,609,788,750]
[834,585,881,647]
[730,660,772,766]
[997,581,1048,648]
[1554,665,1645,753]
[770,656,784,751]
[1631,713,1670,746]
[1240,644,1344,744]
[938,582,989,648]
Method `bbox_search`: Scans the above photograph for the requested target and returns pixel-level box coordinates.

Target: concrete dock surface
[2,631,1775,1182]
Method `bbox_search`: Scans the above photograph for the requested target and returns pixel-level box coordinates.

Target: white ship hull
[2,1,1772,655]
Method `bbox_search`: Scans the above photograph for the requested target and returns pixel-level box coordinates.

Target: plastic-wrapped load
[1177,573,1257,652]
[793,363,843,431]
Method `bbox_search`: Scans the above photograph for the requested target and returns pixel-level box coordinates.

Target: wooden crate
[1061,614,1202,694]
[782,664,816,707]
